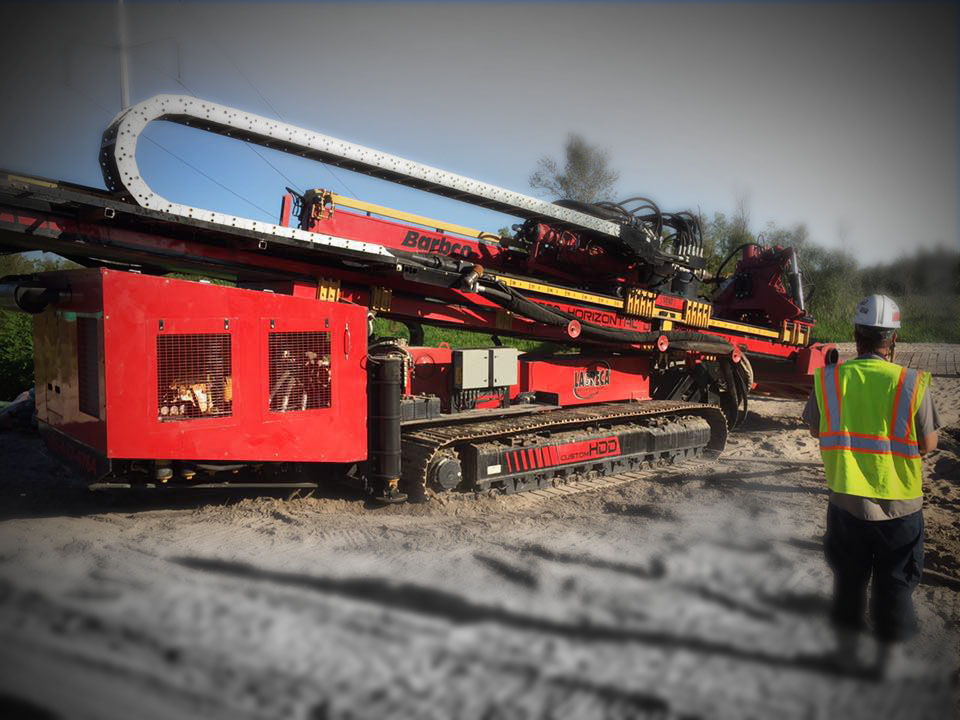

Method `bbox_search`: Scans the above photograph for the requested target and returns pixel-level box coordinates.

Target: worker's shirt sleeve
[914,382,942,437]
[802,390,820,432]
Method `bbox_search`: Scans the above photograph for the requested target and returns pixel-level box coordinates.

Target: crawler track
[401,400,727,497]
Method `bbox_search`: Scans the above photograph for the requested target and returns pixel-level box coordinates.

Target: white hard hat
[853,294,901,329]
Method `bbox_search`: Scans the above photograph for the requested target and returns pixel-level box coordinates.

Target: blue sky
[0,1,956,263]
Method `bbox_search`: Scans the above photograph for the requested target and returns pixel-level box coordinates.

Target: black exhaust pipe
[369,355,405,502]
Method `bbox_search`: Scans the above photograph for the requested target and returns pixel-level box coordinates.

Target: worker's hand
[918,431,938,454]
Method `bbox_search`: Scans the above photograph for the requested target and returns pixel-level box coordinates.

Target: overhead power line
[127,53,304,195]
[175,0,360,199]
[140,135,275,220]
[61,79,275,221]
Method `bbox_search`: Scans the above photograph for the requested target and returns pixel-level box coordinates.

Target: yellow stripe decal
[489,274,623,308]
[331,193,496,242]
[493,275,785,341]
[708,317,781,339]
[6,174,58,189]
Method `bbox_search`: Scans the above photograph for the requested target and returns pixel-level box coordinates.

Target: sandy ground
[0,345,958,719]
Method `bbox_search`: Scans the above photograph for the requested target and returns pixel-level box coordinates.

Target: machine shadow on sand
[171,554,864,679]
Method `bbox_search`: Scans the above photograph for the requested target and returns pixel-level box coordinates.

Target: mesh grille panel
[268,332,332,412]
[77,317,100,418]
[157,334,232,422]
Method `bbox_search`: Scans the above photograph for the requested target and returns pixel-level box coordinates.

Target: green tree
[0,252,76,400]
[861,246,959,297]
[700,208,756,279]
[700,208,864,339]
[760,222,861,340]
[529,134,620,203]
[0,310,33,401]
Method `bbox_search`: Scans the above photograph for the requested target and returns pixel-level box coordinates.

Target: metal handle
[344,323,351,357]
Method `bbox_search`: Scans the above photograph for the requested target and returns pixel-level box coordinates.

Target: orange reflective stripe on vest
[817,432,920,459]
[814,358,928,500]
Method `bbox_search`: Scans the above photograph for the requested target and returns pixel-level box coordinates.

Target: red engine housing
[33,269,367,472]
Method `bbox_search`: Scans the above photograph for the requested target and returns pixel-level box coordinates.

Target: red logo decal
[555,436,621,464]
[573,361,612,399]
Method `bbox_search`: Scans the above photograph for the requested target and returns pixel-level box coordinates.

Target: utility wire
[140,135,275,219]
[128,53,304,194]
[61,80,116,121]
[183,16,285,123]
[241,143,304,195]
[61,79,274,221]
[175,0,360,199]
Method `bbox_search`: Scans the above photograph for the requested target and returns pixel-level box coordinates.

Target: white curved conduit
[99,95,620,264]
[100,96,394,262]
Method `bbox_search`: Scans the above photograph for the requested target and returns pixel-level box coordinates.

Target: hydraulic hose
[711,243,760,285]
[481,281,733,354]
[397,251,733,354]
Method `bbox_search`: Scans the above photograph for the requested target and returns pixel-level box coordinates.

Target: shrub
[0,253,75,400]
[0,310,34,400]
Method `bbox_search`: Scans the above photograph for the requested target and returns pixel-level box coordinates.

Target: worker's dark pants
[824,503,924,642]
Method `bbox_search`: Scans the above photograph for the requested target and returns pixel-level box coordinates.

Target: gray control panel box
[453,349,490,390]
[453,348,519,390]
[490,347,519,387]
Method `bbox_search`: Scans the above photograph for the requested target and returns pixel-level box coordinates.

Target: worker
[802,294,940,678]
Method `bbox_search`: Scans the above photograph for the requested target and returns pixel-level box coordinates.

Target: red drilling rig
[0,95,835,502]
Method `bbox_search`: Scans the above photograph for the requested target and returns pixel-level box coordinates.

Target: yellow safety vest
[814,357,930,500]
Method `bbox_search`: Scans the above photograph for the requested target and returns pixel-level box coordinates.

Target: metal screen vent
[268,332,332,412]
[77,317,100,418]
[157,334,232,422]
